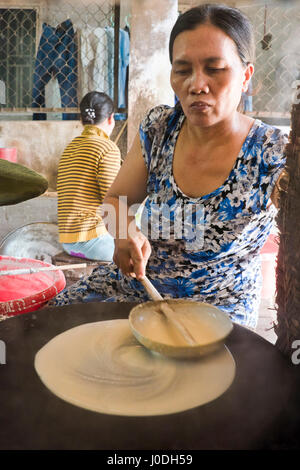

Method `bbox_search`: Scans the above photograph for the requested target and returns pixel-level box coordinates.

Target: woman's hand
[113,230,151,280]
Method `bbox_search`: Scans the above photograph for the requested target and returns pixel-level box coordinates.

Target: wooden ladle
[140,276,197,346]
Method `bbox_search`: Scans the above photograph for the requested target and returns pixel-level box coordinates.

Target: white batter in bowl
[129,300,233,358]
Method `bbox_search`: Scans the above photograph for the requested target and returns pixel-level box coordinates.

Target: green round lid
[0,159,48,206]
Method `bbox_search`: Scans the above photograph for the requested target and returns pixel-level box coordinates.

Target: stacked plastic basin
[0,256,65,317]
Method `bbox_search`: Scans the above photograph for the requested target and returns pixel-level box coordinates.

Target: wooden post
[275,83,300,357]
[127,0,178,148]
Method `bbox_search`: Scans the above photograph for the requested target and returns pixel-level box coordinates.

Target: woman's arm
[103,133,151,279]
[105,133,148,206]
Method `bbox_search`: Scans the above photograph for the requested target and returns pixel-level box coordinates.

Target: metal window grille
[179,1,300,122]
[239,3,300,120]
[0,1,128,119]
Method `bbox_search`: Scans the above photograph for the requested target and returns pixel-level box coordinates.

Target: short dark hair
[169,3,255,67]
[80,91,114,125]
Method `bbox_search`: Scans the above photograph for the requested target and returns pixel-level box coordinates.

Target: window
[0,8,37,108]
[0,2,128,121]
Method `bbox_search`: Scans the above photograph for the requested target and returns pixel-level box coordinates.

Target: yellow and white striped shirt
[57,125,121,243]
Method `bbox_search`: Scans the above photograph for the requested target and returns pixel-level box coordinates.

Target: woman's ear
[108,113,115,126]
[242,63,254,93]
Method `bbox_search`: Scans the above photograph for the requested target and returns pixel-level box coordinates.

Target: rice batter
[131,301,230,347]
[35,319,235,416]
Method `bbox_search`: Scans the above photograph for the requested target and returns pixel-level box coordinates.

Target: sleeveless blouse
[50,105,287,329]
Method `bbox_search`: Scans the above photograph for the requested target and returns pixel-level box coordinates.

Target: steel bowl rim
[129,299,233,356]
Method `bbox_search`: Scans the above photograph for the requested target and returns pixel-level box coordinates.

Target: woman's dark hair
[169,3,255,67]
[80,91,114,125]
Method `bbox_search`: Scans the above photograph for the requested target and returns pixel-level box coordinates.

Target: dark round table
[0,302,300,450]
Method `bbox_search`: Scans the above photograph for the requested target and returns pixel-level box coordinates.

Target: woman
[57,91,121,261]
[50,4,287,329]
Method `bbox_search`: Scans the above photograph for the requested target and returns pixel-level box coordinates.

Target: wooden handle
[159,302,197,346]
[140,276,163,301]
[140,276,197,346]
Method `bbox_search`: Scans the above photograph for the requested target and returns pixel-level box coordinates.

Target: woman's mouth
[190,101,211,111]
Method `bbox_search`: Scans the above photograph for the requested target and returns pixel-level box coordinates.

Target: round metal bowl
[0,222,61,264]
[129,299,233,359]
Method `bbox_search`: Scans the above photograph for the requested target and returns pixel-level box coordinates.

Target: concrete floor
[256,298,277,344]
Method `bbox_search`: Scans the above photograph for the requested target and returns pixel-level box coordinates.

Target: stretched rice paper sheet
[0,159,48,206]
[35,320,236,417]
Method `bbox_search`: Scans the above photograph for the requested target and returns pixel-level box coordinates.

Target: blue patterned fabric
[50,105,287,328]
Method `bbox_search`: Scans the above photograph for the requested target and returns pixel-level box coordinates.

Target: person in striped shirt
[57,91,121,261]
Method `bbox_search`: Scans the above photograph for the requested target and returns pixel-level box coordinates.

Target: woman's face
[170,23,253,127]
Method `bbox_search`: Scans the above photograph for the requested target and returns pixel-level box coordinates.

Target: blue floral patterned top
[51,105,287,329]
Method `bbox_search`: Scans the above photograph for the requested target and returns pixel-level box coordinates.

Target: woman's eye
[207,68,225,73]
[174,69,190,75]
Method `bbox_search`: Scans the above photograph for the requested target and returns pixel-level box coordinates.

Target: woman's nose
[189,71,209,94]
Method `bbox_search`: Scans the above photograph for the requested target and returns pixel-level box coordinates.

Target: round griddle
[0,302,300,450]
